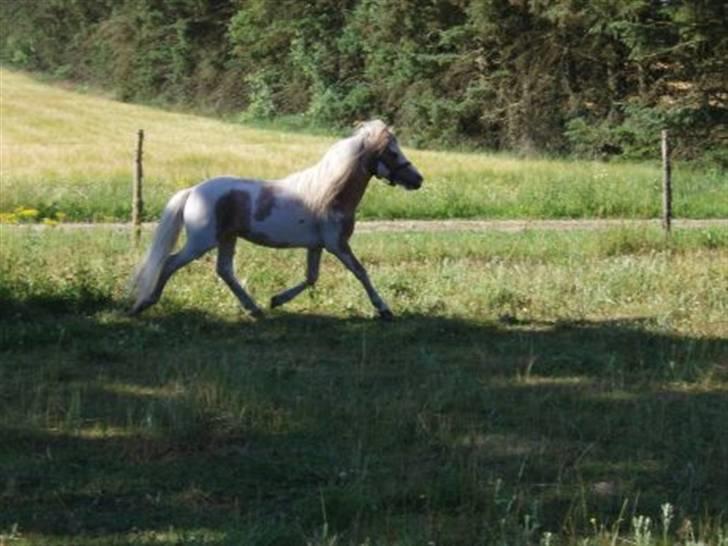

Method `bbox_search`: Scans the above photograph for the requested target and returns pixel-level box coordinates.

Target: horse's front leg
[217,237,264,318]
[327,241,393,320]
[270,248,322,309]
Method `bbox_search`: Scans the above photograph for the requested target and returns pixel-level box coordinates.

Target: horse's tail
[130,188,191,311]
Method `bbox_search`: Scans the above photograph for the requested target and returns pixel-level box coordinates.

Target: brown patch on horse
[216,189,295,248]
[215,190,252,240]
[254,185,277,221]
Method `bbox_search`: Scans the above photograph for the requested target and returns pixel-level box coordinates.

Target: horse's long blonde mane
[279,120,391,216]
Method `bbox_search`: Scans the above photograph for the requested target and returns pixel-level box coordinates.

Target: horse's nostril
[406,178,422,190]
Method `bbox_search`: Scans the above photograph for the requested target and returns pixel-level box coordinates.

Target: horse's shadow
[2,297,727,540]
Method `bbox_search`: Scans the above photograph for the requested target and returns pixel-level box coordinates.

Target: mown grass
[2,68,727,222]
[1,225,727,545]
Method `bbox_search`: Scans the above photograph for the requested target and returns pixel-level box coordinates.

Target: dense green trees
[1,0,726,161]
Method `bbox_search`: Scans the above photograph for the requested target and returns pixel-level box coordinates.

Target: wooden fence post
[661,129,672,234]
[132,129,144,244]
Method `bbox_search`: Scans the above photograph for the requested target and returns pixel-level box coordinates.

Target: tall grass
[2,69,726,222]
[1,225,727,544]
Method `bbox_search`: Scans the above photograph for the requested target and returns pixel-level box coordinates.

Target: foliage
[1,0,726,160]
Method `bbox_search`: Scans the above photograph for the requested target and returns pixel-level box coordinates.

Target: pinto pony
[129,120,423,319]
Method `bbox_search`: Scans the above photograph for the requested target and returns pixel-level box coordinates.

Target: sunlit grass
[3,68,726,222]
[1,225,726,336]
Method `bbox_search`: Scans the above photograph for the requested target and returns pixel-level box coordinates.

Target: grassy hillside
[1,226,727,544]
[2,69,726,222]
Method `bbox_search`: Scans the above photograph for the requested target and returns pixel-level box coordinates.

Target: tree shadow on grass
[1,298,727,544]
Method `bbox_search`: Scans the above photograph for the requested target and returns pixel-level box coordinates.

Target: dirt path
[3,218,728,233]
[355,218,728,233]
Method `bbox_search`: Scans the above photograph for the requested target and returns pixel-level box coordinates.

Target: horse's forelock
[356,120,392,153]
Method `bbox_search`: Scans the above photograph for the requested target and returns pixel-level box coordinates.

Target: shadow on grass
[1,297,727,544]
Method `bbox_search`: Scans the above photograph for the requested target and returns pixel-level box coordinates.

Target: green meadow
[2,67,727,545]
[1,69,727,223]
[1,225,727,545]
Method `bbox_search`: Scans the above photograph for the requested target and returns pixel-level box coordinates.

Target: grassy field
[2,68,727,223]
[1,224,727,545]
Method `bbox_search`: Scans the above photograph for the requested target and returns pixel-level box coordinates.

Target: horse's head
[358,120,424,190]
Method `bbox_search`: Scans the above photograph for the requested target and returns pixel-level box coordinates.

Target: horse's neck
[285,138,373,217]
[329,169,371,214]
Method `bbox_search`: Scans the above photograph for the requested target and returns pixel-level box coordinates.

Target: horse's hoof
[270,296,283,309]
[128,303,144,317]
[250,308,265,320]
[378,309,394,321]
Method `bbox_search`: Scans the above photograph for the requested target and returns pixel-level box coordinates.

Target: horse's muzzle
[401,172,423,190]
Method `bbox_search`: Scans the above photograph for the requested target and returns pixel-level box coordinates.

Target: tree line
[1,0,726,163]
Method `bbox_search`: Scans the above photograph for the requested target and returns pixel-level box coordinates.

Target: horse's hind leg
[216,237,264,318]
[132,239,214,315]
[270,248,322,309]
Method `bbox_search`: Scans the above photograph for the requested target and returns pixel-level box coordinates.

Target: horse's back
[183,176,259,230]
[184,176,321,249]
[191,176,262,207]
